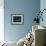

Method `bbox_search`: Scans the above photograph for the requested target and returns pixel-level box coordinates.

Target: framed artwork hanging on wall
[11,14,24,25]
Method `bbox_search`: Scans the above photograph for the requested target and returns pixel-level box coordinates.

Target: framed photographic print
[11,14,24,25]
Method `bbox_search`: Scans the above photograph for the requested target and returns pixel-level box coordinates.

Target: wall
[40,0,46,45]
[0,0,4,42]
[4,0,40,42]
[40,0,46,27]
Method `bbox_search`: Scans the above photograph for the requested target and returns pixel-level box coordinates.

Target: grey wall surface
[4,0,40,42]
[40,0,46,27]
[40,0,46,45]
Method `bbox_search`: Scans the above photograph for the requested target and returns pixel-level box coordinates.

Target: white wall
[0,0,4,42]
